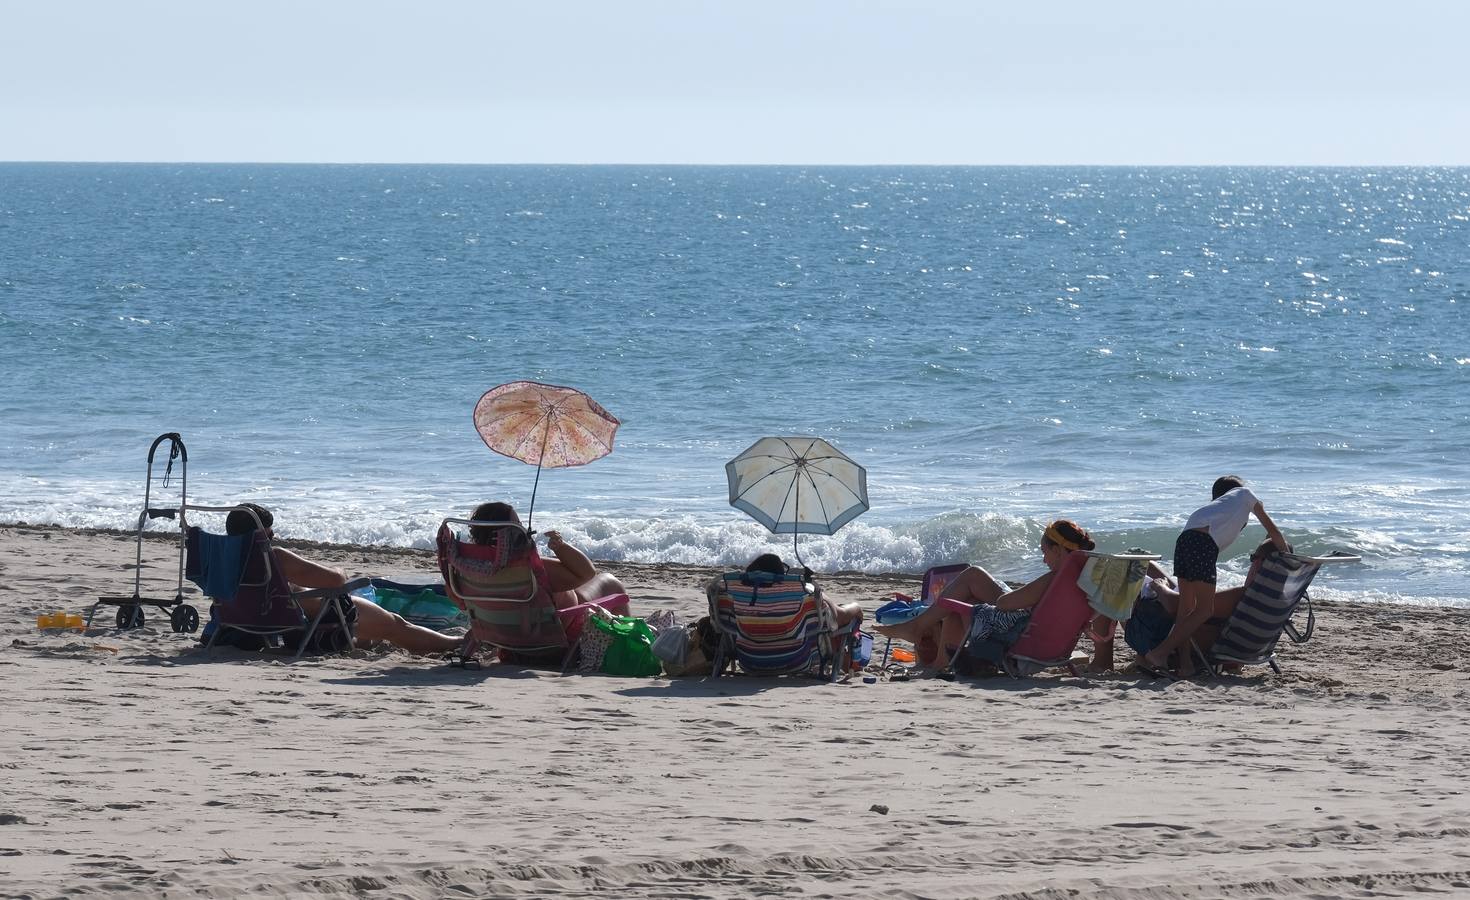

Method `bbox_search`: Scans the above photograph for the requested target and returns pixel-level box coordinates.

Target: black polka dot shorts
[1173,528,1220,584]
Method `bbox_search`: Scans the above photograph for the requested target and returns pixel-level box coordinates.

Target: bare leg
[1147,579,1214,676]
[828,601,864,628]
[873,597,967,645]
[575,572,628,606]
[1087,614,1115,671]
[940,566,1010,604]
[935,611,970,668]
[552,572,630,611]
[875,599,970,669]
[296,596,461,655]
[352,600,462,654]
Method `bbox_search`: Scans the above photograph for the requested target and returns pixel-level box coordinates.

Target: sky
[2,0,1467,165]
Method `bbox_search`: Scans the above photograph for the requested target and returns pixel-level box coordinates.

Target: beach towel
[362,579,465,632]
[1078,554,1147,622]
[184,528,250,602]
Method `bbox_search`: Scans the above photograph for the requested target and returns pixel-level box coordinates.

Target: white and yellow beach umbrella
[725,436,869,566]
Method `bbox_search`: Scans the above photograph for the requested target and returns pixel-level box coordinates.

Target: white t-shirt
[1184,486,1259,551]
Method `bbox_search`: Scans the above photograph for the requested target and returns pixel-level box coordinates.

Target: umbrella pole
[526,460,544,531]
[525,427,552,531]
[792,486,804,570]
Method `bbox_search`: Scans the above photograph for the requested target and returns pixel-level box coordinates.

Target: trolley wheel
[170,605,200,634]
[116,605,145,630]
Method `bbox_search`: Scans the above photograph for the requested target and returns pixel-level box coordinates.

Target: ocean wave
[5,481,1461,606]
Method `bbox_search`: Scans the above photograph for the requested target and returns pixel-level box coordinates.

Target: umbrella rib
[731,461,802,497]
[811,470,864,514]
[556,413,616,455]
[804,465,866,506]
[802,468,837,530]
[777,469,802,532]
[503,416,551,460]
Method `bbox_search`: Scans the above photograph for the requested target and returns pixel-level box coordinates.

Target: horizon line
[4,159,1470,169]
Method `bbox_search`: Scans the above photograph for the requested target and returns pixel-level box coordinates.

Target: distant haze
[2,0,1467,164]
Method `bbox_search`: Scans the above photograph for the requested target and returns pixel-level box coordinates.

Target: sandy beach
[3,523,1469,899]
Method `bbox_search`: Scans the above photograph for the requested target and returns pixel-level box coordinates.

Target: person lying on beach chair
[874,519,1095,671]
[468,502,628,611]
[209,504,460,656]
[1126,540,1355,677]
[705,553,863,679]
[438,502,631,667]
[1124,539,1279,673]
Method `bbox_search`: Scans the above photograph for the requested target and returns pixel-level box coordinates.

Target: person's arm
[273,547,348,591]
[1253,502,1289,552]
[992,570,1055,611]
[540,530,596,592]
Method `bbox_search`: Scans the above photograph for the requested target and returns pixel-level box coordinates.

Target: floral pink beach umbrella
[473,381,620,528]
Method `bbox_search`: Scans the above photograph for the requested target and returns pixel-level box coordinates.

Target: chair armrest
[292,577,373,602]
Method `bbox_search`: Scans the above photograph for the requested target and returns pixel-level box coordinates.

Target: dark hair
[745,553,787,575]
[1041,518,1096,552]
[469,501,529,552]
[1212,475,1246,499]
[225,503,273,536]
[1249,538,1288,563]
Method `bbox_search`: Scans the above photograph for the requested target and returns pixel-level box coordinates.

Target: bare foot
[873,622,917,643]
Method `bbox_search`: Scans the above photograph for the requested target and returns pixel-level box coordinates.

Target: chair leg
[337,597,356,653]
[293,592,339,661]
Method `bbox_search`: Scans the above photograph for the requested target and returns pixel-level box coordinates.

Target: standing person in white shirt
[1141,476,1289,678]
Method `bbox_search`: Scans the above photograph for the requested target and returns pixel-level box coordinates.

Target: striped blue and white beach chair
[708,570,855,681]
[1205,550,1359,675]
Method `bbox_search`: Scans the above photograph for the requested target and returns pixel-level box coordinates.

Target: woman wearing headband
[875,519,1096,671]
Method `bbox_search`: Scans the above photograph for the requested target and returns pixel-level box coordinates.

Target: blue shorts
[1124,594,1174,657]
[1174,528,1219,584]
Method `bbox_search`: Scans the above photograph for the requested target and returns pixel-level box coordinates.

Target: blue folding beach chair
[186,504,369,660]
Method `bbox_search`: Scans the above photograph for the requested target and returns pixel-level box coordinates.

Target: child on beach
[1141,476,1288,678]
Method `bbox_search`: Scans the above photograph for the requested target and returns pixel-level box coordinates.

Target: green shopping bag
[587,614,662,677]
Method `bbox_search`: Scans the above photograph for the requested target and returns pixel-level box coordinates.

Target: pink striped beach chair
[436,518,627,668]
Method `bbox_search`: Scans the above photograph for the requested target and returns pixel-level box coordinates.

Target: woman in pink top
[468,501,629,612]
[875,519,1096,671]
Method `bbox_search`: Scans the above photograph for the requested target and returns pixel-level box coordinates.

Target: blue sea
[2,164,1467,607]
